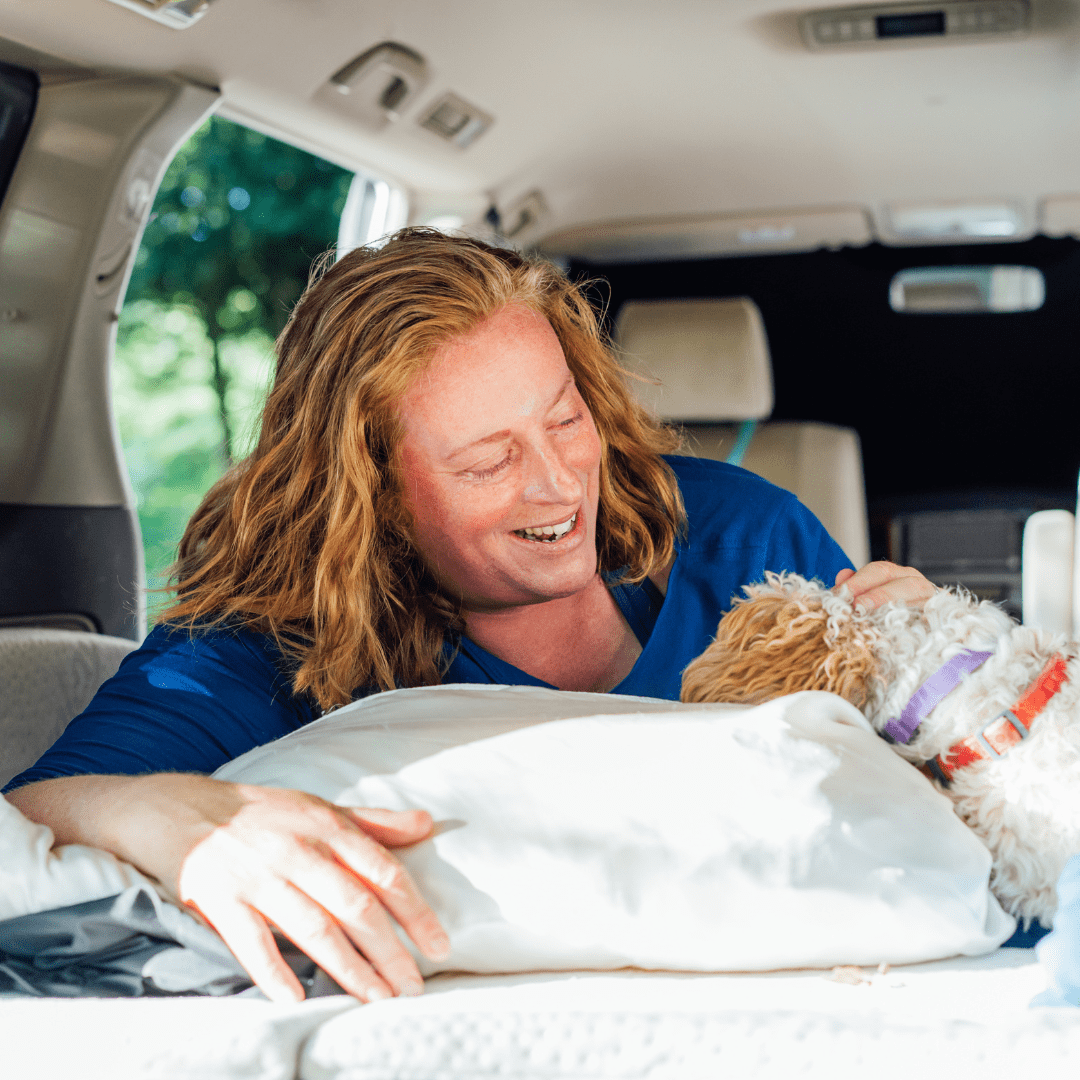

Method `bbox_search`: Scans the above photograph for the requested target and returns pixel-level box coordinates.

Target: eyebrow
[445,376,576,461]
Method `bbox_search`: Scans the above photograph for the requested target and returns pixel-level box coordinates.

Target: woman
[6,229,932,1003]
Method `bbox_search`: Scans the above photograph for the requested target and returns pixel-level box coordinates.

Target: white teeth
[516,513,576,541]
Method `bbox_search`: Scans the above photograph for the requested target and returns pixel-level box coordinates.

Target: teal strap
[725,419,758,468]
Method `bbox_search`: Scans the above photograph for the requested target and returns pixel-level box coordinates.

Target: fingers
[349,806,434,847]
[834,568,856,587]
[833,560,907,594]
[326,824,451,964]
[176,788,449,1004]
[192,896,306,1004]
[275,836,427,997]
[833,560,937,611]
[851,580,928,612]
[248,880,399,1002]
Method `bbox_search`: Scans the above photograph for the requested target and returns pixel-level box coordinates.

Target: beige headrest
[614,298,774,422]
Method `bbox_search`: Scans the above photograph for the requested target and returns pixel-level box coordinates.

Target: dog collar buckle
[928,652,1071,785]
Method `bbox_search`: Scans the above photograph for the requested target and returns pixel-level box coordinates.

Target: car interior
[2,0,1080,1072]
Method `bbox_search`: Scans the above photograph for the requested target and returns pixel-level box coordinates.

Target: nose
[520,436,583,505]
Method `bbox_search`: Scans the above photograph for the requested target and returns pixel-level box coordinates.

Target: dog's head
[681,572,885,711]
[681,571,1018,747]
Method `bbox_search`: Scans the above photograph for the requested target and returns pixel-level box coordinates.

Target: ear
[680,588,879,708]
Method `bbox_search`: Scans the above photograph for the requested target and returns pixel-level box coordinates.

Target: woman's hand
[9,773,449,1004]
[834,561,936,611]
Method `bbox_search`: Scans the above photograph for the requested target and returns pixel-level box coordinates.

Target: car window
[114,116,390,617]
[0,60,37,209]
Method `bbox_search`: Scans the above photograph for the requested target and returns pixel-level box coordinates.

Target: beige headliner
[3,0,1080,251]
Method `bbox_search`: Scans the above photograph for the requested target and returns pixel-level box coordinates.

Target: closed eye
[470,454,513,480]
[468,413,582,480]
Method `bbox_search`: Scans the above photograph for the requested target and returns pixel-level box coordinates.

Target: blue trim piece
[725,420,758,468]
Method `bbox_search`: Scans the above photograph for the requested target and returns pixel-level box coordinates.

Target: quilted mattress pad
[6,949,1080,1079]
[300,954,1080,1080]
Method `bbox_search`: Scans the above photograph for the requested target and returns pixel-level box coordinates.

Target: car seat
[0,626,136,788]
[614,297,871,567]
[1021,494,1080,636]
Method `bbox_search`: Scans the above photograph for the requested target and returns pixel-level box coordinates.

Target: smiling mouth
[513,512,577,543]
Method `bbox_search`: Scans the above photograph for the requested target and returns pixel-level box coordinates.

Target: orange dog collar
[921,653,1070,785]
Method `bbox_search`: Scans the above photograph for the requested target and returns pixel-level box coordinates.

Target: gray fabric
[0,628,137,787]
[0,884,330,999]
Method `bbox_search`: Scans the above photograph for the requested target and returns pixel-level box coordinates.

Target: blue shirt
[7,456,852,788]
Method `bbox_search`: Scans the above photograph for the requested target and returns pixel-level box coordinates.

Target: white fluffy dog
[681,572,1080,927]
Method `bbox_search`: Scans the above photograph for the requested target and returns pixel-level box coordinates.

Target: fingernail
[400,980,424,997]
[428,933,451,960]
[365,985,392,1002]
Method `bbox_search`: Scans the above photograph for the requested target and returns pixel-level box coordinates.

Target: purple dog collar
[883,649,994,744]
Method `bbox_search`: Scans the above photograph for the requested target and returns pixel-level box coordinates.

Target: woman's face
[397,303,603,613]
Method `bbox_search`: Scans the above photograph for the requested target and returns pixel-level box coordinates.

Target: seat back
[615,298,870,567]
[1022,505,1079,636]
[0,629,136,788]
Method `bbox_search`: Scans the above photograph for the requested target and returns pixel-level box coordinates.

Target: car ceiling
[3,0,1080,251]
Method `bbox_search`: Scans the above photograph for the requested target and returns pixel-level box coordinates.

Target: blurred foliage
[115,116,353,617]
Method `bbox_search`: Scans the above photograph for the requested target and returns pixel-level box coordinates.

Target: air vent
[801,1,1028,50]
[325,43,429,130]
[418,93,493,149]
[105,0,215,29]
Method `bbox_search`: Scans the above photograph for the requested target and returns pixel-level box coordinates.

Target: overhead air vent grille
[105,0,215,29]
[801,1,1028,49]
[418,93,493,149]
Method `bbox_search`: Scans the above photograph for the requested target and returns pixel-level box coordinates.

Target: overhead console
[800,0,1029,49]
[538,208,871,264]
[314,41,494,150]
[538,194,1080,262]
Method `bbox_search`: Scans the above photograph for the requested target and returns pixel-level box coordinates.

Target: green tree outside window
[114,116,353,621]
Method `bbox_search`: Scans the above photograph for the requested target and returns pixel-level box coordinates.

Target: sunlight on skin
[396,303,603,614]
[395,303,643,693]
[170,788,449,1004]
[6,771,450,1007]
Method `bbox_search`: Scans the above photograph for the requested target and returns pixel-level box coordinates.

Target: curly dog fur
[681,572,1080,926]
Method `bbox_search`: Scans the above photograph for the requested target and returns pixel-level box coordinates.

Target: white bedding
[5,684,1013,971]
[4,684,1075,1079]
[216,684,1013,973]
[5,951,1080,1080]
[305,954,1080,1080]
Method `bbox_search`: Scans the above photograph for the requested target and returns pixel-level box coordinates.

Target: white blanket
[216,684,1014,973]
[4,685,1013,977]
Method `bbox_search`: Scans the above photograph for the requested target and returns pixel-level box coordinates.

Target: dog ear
[680,587,878,708]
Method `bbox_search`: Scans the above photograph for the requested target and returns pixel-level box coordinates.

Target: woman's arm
[8,773,450,1003]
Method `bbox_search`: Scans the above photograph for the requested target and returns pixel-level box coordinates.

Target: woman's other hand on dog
[834,562,936,612]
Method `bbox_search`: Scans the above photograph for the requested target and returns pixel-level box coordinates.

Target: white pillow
[215,684,1015,974]
[0,685,694,924]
